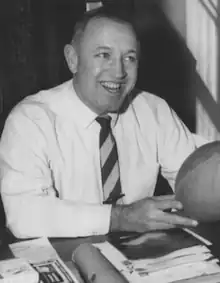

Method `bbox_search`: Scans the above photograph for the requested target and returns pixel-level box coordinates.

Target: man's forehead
[84,16,135,38]
[81,17,139,53]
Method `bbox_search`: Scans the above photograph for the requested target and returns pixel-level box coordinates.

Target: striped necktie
[96,116,124,204]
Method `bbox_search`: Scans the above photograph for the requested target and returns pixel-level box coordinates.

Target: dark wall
[0,0,86,130]
[134,1,196,132]
[31,0,86,89]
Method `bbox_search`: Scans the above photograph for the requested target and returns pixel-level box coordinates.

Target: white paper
[9,237,80,283]
[93,241,220,283]
[9,238,57,264]
[93,242,142,282]
[0,258,39,283]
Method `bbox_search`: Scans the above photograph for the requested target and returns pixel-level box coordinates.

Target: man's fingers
[152,194,175,201]
[155,199,183,211]
[122,196,198,234]
[160,212,198,227]
[145,221,177,231]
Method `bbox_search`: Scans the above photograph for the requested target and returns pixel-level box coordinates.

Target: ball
[175,141,220,222]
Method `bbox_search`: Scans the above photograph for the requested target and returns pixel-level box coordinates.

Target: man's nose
[110,58,127,79]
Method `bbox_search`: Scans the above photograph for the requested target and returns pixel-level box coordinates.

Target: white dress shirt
[0,80,196,238]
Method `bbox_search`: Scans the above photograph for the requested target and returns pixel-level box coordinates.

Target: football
[175,141,220,222]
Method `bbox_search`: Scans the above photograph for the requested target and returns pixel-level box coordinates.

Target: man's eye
[124,56,137,63]
[96,52,111,59]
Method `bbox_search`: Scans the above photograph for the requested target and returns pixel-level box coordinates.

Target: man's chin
[108,108,120,114]
[107,103,124,114]
[98,98,126,115]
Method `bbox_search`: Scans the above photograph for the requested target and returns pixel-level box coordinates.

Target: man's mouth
[100,81,123,94]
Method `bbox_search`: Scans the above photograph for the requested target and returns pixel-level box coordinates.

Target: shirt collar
[68,81,120,129]
[108,112,119,128]
[68,82,97,129]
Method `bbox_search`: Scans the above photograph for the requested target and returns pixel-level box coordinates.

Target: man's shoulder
[22,80,72,109]
[129,88,169,113]
[10,80,73,119]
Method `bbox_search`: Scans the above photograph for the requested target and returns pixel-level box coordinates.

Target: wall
[155,0,220,140]
[155,0,186,39]
[134,0,197,131]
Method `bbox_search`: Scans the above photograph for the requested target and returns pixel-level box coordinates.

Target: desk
[51,235,107,262]
[0,233,108,264]
[0,222,220,260]
[193,221,220,245]
[0,234,108,282]
[190,221,220,260]
[49,222,220,262]
[0,222,220,277]
[51,223,220,282]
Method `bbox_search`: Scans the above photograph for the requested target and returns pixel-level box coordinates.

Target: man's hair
[70,6,138,49]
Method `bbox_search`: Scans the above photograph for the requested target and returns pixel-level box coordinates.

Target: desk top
[0,222,220,264]
[51,235,107,262]
[50,221,220,262]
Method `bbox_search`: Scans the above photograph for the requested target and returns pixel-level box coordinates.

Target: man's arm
[0,104,111,239]
[156,101,197,189]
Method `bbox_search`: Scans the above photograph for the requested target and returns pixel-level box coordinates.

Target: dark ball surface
[175,141,220,222]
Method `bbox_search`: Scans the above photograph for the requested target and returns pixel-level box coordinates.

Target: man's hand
[110,195,198,233]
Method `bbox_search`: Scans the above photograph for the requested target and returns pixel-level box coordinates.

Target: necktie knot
[96,116,111,130]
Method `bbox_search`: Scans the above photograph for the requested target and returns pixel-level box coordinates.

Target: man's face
[73,17,138,115]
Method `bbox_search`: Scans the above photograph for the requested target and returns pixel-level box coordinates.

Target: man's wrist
[110,205,122,232]
[110,204,129,232]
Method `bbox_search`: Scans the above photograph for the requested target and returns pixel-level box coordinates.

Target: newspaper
[9,237,81,283]
[94,228,220,283]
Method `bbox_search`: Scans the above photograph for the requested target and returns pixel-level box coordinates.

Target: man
[0,8,198,239]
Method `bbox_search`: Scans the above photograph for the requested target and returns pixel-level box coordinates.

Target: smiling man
[65,15,138,115]
[0,7,198,239]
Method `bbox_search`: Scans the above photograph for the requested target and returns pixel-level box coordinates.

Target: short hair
[70,6,138,50]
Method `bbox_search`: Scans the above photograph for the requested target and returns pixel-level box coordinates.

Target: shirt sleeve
[0,104,111,239]
[156,100,197,190]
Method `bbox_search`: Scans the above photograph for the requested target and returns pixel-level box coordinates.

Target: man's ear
[64,44,78,75]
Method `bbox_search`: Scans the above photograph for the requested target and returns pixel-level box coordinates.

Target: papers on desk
[5,229,220,283]
[9,238,58,264]
[9,238,81,283]
[0,258,39,283]
[93,228,220,283]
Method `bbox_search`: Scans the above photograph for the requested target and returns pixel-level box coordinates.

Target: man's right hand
[110,195,198,233]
